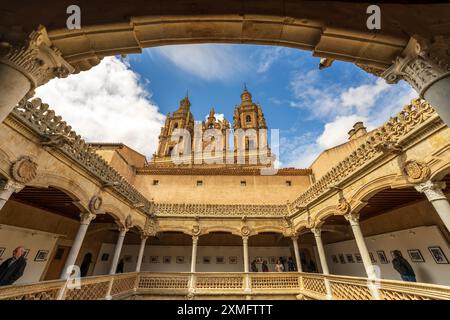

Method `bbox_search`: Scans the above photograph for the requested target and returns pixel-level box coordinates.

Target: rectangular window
[241,181,246,186]
[153,180,159,186]
[286,180,292,186]
[197,180,203,187]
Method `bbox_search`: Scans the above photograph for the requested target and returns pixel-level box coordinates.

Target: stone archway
[0,2,449,124]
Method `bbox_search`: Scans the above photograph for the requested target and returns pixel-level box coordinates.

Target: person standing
[0,246,27,286]
[250,259,258,272]
[116,258,124,273]
[287,257,296,271]
[261,260,269,272]
[275,259,284,272]
[392,250,416,282]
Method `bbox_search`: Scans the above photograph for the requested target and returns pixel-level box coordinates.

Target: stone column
[382,36,450,126]
[344,213,377,280]
[60,212,96,279]
[291,236,302,272]
[109,227,127,275]
[135,235,148,272]
[242,236,249,273]
[190,236,198,273]
[311,227,332,299]
[415,181,450,232]
[0,180,24,211]
[0,26,74,123]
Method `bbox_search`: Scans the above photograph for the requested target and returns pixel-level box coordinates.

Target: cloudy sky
[35,44,416,168]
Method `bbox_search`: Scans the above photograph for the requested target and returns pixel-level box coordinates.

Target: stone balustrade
[0,272,449,300]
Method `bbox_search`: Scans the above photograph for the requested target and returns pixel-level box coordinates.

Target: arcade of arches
[0,1,449,300]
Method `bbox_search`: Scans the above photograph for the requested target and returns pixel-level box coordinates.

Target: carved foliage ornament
[241,226,251,237]
[10,156,38,184]
[192,224,201,236]
[125,214,133,229]
[336,198,351,216]
[403,160,431,183]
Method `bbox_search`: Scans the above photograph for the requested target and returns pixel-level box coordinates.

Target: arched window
[246,115,251,123]
[173,123,178,129]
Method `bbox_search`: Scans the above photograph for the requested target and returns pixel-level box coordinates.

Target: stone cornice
[136,166,311,176]
[154,203,288,217]
[289,99,438,215]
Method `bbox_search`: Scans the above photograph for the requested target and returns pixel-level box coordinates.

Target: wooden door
[44,245,71,280]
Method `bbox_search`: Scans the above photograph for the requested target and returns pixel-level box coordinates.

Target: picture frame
[346,254,355,263]
[0,247,5,258]
[268,256,276,264]
[216,256,225,264]
[369,252,377,263]
[101,253,109,261]
[150,256,159,263]
[34,250,49,262]
[163,256,171,264]
[203,256,211,264]
[407,249,425,263]
[354,253,362,263]
[23,248,30,259]
[229,256,237,264]
[377,250,389,264]
[176,256,185,264]
[331,255,339,263]
[428,246,449,264]
[338,254,346,264]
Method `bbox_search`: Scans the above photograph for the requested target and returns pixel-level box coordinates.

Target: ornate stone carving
[382,36,450,95]
[289,99,436,212]
[356,63,385,77]
[344,212,360,226]
[143,217,157,237]
[0,26,74,90]
[124,214,133,229]
[88,196,103,214]
[336,198,351,216]
[240,226,251,237]
[191,224,201,236]
[311,227,322,237]
[80,212,96,225]
[414,180,446,201]
[403,160,431,183]
[11,98,155,217]
[10,156,38,184]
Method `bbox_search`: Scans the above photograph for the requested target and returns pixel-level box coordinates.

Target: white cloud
[205,113,224,121]
[151,44,249,81]
[34,57,165,158]
[316,115,367,149]
[257,47,285,73]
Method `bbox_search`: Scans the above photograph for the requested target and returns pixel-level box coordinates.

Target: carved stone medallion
[88,196,103,213]
[10,156,38,183]
[403,160,430,183]
[336,198,351,215]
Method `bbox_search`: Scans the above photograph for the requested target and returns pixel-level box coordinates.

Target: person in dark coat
[0,246,27,286]
[287,257,296,271]
[261,260,269,272]
[392,250,416,282]
[250,260,258,272]
[116,259,124,273]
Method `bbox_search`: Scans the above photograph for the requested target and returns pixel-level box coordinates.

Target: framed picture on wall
[377,250,389,264]
[150,256,159,263]
[216,256,225,264]
[268,256,276,264]
[331,255,338,263]
[23,249,30,259]
[163,256,171,264]
[338,254,346,264]
[176,256,185,264]
[354,253,362,263]
[0,247,5,258]
[428,246,449,264]
[101,253,109,261]
[407,249,425,263]
[203,256,211,264]
[34,250,49,262]
[229,256,238,264]
[346,254,355,263]
[369,252,377,263]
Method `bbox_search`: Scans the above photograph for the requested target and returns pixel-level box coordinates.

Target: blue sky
[35,44,416,168]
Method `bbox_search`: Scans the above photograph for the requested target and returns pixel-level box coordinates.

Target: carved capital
[192,235,199,244]
[88,196,103,214]
[382,36,450,95]
[311,227,322,237]
[10,156,38,184]
[0,26,74,90]
[403,160,431,183]
[80,211,96,225]
[240,225,251,237]
[415,180,447,201]
[336,198,351,216]
[143,217,157,237]
[0,179,24,193]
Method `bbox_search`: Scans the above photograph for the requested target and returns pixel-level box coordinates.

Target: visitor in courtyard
[0,246,27,286]
[275,259,284,272]
[116,259,124,273]
[279,256,286,271]
[261,260,269,272]
[392,250,416,282]
[250,260,258,272]
[287,257,296,271]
